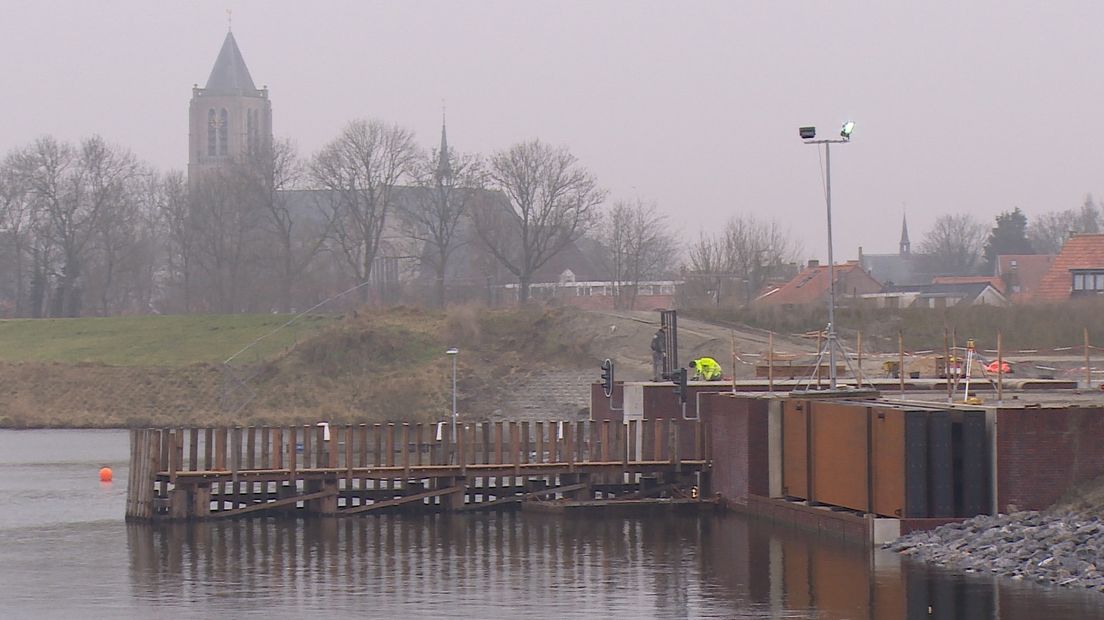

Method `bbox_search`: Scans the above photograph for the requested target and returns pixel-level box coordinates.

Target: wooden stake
[898,330,905,397]
[768,332,774,392]
[944,328,952,402]
[856,331,863,387]
[997,330,1004,402]
[816,330,823,388]
[1086,327,1092,389]
[731,330,737,394]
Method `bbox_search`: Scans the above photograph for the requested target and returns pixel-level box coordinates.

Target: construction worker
[688,357,723,381]
[650,325,667,381]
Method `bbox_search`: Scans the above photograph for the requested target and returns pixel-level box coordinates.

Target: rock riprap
[884,511,1104,592]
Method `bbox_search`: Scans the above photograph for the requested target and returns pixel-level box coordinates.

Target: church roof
[205,32,258,93]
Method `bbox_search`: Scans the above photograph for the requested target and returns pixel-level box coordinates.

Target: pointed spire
[435,106,452,182]
[204,31,257,93]
[899,210,911,256]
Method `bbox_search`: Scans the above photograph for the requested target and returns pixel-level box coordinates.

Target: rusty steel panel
[782,399,808,499]
[810,400,869,512]
[781,538,812,608]
[871,407,906,518]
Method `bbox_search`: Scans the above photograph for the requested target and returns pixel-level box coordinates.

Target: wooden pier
[126,419,712,521]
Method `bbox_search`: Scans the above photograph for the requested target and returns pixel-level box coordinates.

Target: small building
[753,260,883,308]
[1031,234,1104,302]
[861,281,1008,309]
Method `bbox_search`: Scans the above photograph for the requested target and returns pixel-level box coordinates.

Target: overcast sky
[2,1,1102,261]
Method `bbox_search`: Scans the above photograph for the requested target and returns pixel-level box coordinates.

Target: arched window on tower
[218,108,229,155]
[207,109,217,157]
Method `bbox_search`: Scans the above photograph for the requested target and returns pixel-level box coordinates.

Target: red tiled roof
[753,261,882,306]
[996,254,1055,301]
[1033,235,1104,302]
[931,275,1006,294]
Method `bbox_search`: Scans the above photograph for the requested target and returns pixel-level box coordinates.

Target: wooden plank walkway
[126,418,711,521]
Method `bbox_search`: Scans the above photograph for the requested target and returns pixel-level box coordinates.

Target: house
[930,275,1006,294]
[995,254,1056,302]
[753,260,882,308]
[1033,234,1104,302]
[861,282,1008,309]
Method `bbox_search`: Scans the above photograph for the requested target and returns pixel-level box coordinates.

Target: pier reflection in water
[126,513,1104,619]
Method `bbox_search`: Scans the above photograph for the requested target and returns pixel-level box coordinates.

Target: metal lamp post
[799,121,854,390]
[445,347,459,446]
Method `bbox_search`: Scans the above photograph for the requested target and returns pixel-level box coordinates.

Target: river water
[2,429,1103,619]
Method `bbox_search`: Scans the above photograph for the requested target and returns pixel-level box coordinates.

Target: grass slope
[0,314,337,367]
[0,306,598,428]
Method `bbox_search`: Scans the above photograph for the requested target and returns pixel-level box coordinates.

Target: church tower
[188,30,272,184]
[899,213,911,256]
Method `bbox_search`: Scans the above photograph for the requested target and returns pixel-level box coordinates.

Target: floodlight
[799,126,817,140]
[840,121,855,139]
[446,347,459,356]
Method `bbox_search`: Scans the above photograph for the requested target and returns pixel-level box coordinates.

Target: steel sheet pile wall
[781,400,990,519]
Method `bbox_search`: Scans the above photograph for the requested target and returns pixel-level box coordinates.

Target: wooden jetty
[126,419,711,521]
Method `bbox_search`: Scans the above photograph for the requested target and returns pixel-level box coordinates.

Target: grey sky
[2,1,1101,262]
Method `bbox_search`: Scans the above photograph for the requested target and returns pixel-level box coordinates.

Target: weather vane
[226,9,232,32]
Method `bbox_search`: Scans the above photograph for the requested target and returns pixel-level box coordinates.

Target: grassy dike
[0,307,593,429]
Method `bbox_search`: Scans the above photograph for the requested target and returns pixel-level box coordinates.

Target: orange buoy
[99,467,113,482]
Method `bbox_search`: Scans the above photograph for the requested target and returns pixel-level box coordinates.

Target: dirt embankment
[0,306,614,429]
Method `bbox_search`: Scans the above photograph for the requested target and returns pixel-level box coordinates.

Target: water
[2,430,1103,619]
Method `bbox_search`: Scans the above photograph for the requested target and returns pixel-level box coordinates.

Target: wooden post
[261,426,271,469]
[628,419,638,464]
[272,427,283,469]
[898,330,905,397]
[856,331,863,387]
[944,328,952,402]
[189,428,199,472]
[1086,327,1092,389]
[768,332,774,392]
[997,330,1004,402]
[401,424,410,480]
[246,426,256,470]
[731,330,737,393]
[287,426,297,477]
[203,428,213,471]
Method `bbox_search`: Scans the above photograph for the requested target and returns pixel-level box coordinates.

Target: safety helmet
[689,360,697,367]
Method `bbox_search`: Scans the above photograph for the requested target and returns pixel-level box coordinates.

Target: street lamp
[799,121,854,390]
[445,347,459,447]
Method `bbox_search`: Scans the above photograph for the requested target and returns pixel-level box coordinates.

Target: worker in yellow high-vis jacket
[688,357,723,381]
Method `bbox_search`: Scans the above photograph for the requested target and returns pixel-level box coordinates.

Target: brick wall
[705,394,769,505]
[996,407,1104,511]
[589,382,624,421]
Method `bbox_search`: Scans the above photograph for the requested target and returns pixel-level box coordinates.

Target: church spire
[435,107,452,182]
[205,31,257,93]
[899,211,911,256]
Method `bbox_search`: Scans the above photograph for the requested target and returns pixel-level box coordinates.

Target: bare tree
[311,119,419,302]
[156,171,197,312]
[1029,194,1101,254]
[0,152,38,315]
[475,140,605,302]
[397,145,483,308]
[920,213,987,275]
[190,168,265,313]
[686,214,800,304]
[241,138,329,312]
[14,136,142,316]
[600,199,678,309]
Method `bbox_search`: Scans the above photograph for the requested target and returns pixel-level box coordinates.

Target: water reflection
[126,513,1104,619]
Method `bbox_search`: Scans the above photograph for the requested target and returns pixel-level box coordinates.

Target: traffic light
[600,358,615,398]
[673,367,687,404]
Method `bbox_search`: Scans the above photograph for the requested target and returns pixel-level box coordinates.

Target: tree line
[921,197,1101,275]
[0,121,688,317]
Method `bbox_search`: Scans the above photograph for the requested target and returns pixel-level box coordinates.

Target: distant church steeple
[188,30,272,185]
[435,107,452,182]
[899,212,911,256]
